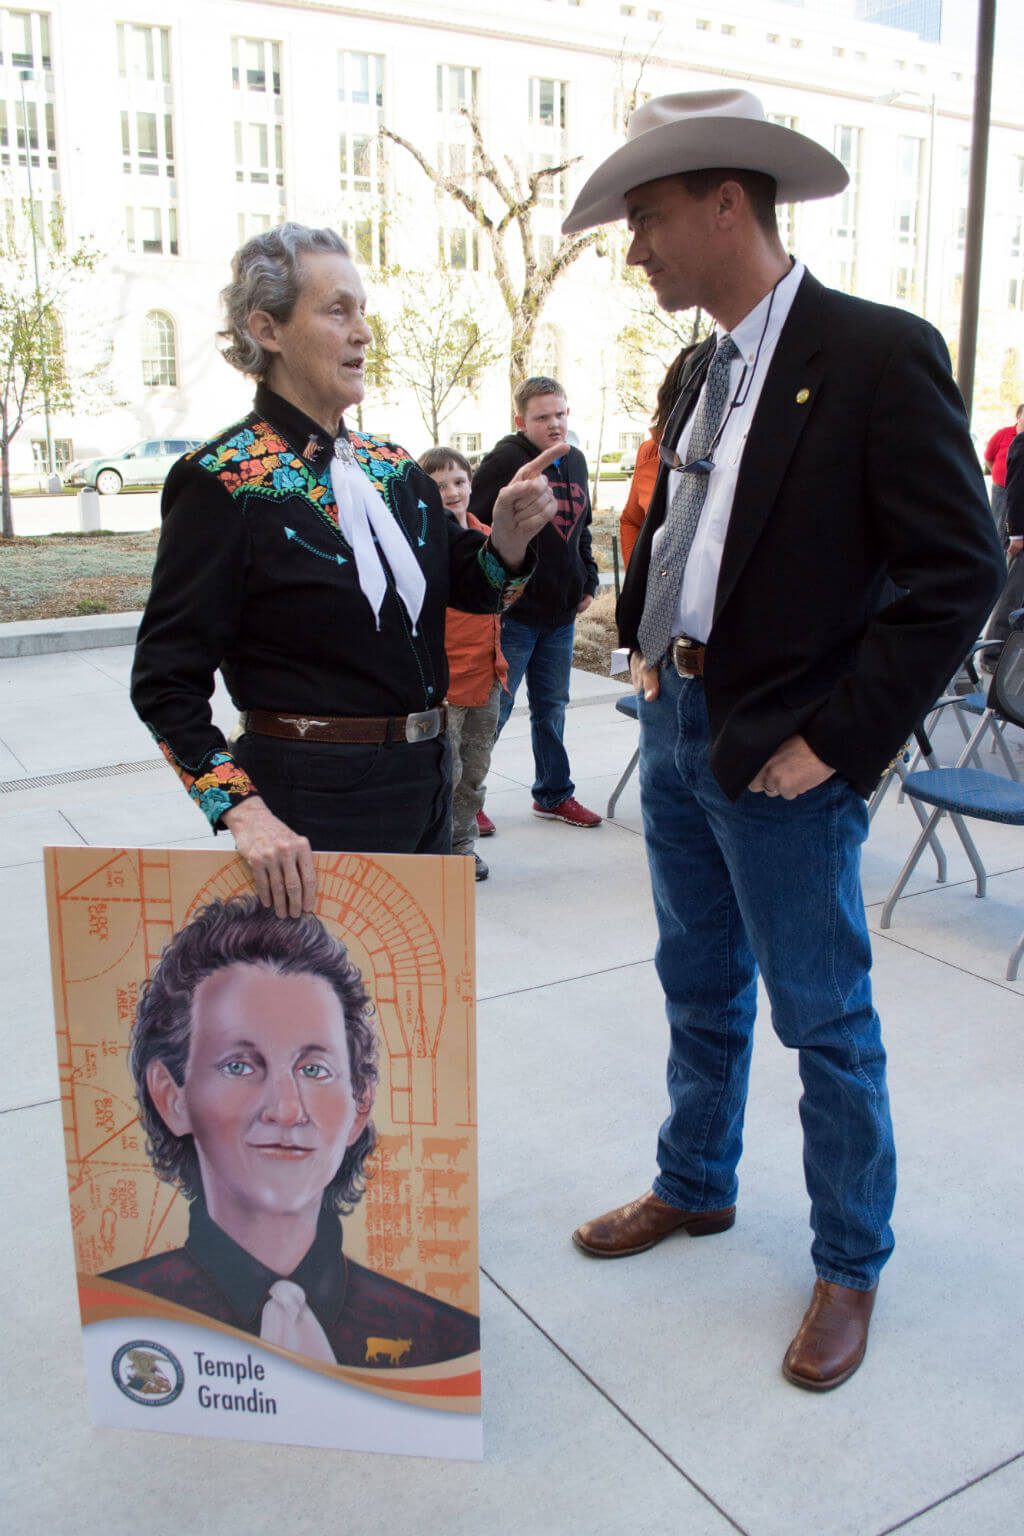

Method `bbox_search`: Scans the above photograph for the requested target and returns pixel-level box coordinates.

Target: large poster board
[44,847,481,1459]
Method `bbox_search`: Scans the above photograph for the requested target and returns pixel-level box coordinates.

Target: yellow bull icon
[365,1336,412,1366]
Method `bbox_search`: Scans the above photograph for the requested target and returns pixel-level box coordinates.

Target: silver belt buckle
[405,707,441,743]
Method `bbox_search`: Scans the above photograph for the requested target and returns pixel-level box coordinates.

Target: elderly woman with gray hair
[131,224,560,914]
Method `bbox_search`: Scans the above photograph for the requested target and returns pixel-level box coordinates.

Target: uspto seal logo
[111,1341,184,1406]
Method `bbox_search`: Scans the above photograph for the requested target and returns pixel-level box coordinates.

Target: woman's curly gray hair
[218,222,351,377]
[130,896,378,1215]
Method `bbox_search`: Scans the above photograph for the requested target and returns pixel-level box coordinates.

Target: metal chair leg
[949,812,987,897]
[1007,927,1024,983]
[880,806,945,928]
[606,746,640,820]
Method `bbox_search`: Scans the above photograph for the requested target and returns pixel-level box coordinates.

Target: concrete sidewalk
[1,636,1022,1536]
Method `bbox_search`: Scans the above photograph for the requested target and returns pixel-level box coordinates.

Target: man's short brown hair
[514,376,566,415]
[677,168,780,237]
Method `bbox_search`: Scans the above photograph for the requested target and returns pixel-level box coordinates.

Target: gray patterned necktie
[637,334,740,665]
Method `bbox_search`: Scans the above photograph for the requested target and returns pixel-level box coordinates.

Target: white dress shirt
[654,259,806,644]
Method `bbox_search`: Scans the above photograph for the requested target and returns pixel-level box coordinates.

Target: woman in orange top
[419,447,508,881]
[620,343,700,566]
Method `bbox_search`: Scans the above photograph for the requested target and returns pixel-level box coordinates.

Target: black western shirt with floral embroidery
[130,386,530,829]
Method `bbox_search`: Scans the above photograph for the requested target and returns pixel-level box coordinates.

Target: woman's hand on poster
[222,797,317,918]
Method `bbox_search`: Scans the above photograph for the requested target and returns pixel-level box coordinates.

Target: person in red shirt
[420,447,508,881]
[984,403,1024,543]
[619,345,700,566]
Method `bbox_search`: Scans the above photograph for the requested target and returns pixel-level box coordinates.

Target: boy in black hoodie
[469,376,602,829]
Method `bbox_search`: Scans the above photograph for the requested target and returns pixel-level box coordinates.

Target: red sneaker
[532,797,602,828]
[476,809,496,837]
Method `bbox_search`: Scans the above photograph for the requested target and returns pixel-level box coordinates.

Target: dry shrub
[572,588,619,676]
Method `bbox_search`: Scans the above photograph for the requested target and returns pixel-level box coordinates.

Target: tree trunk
[1,431,13,540]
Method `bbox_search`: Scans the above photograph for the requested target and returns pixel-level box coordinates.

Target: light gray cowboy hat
[562,89,849,234]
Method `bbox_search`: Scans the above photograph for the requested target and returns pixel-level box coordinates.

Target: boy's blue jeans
[495,614,575,809]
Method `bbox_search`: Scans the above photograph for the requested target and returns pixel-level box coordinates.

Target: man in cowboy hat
[564,90,1004,1390]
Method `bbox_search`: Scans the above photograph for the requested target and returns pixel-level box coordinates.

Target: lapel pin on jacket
[796,388,810,404]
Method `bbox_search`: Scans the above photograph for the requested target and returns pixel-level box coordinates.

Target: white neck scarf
[329,438,426,633]
[259,1278,335,1363]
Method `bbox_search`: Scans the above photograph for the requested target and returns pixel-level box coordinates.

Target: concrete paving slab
[475,942,1024,1536]
[0,649,130,699]
[0,1100,735,1536]
[0,860,60,1113]
[0,805,86,869]
[893,1456,1024,1534]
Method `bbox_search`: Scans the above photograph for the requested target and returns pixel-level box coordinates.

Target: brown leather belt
[242,706,448,745]
[668,636,706,678]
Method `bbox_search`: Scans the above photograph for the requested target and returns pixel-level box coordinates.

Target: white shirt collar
[717,257,805,370]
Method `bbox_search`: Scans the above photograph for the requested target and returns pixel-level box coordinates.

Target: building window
[0,95,56,171]
[116,22,170,82]
[531,151,566,211]
[895,135,923,243]
[339,51,384,109]
[1,8,51,70]
[529,77,568,131]
[234,120,284,186]
[954,145,969,250]
[236,212,272,245]
[436,63,478,116]
[696,19,711,31]
[767,33,780,44]
[121,111,174,178]
[451,433,481,454]
[532,324,563,379]
[142,311,178,387]
[341,132,383,194]
[619,431,642,452]
[438,226,480,271]
[231,37,282,96]
[343,215,386,269]
[32,437,72,470]
[721,24,735,35]
[125,206,179,257]
[832,125,862,244]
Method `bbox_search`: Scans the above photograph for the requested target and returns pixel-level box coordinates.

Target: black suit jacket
[618,271,1005,799]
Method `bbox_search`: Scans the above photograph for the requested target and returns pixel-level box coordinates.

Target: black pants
[234,731,453,855]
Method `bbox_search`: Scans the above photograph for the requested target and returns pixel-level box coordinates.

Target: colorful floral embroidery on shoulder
[196,419,333,513]
[349,432,417,513]
[154,736,257,829]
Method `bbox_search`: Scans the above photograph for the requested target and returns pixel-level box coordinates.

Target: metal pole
[19,68,55,479]
[956,0,996,417]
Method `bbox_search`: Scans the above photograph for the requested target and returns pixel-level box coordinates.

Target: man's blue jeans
[495,614,575,809]
[639,666,896,1290]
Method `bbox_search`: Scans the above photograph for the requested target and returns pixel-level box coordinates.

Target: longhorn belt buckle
[404,708,441,743]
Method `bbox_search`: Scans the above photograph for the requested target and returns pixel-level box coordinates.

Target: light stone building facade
[2,0,1023,486]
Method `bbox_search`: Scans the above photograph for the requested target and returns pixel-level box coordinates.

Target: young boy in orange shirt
[419,447,507,881]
